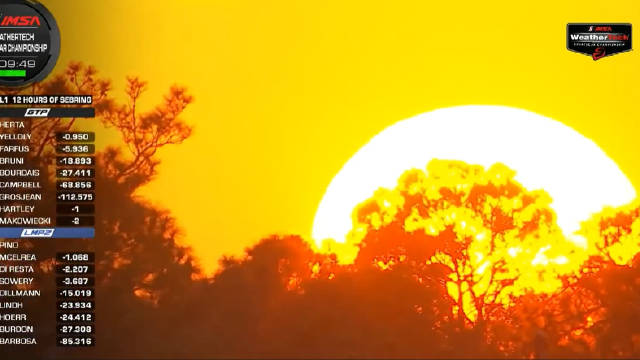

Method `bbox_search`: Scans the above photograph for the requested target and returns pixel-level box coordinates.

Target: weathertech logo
[20,228,54,237]
[24,108,50,117]
[0,15,40,26]
[567,23,632,60]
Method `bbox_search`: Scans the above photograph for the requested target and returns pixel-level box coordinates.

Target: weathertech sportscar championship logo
[567,23,632,60]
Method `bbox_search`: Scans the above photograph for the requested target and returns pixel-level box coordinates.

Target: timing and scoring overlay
[0,0,60,86]
[0,1,96,348]
[0,93,96,346]
[0,2,97,348]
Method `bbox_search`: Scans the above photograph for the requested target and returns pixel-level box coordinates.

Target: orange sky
[43,0,640,273]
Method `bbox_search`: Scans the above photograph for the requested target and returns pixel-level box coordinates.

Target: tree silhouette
[100,77,192,187]
[581,200,640,266]
[349,160,577,327]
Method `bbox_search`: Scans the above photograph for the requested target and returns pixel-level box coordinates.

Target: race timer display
[0,0,59,87]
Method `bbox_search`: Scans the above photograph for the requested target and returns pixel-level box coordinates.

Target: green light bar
[0,70,26,77]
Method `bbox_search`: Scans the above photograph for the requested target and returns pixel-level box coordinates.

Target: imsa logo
[20,228,54,237]
[24,108,50,117]
[0,15,40,26]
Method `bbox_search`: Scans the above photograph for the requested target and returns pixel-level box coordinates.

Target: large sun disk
[312,106,636,248]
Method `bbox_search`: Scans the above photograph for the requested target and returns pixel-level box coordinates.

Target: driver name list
[0,116,43,346]
[0,106,96,347]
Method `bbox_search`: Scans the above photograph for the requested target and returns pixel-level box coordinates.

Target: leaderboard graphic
[1,1,640,360]
[0,0,95,349]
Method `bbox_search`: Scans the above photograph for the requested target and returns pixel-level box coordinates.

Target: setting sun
[313,106,636,252]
